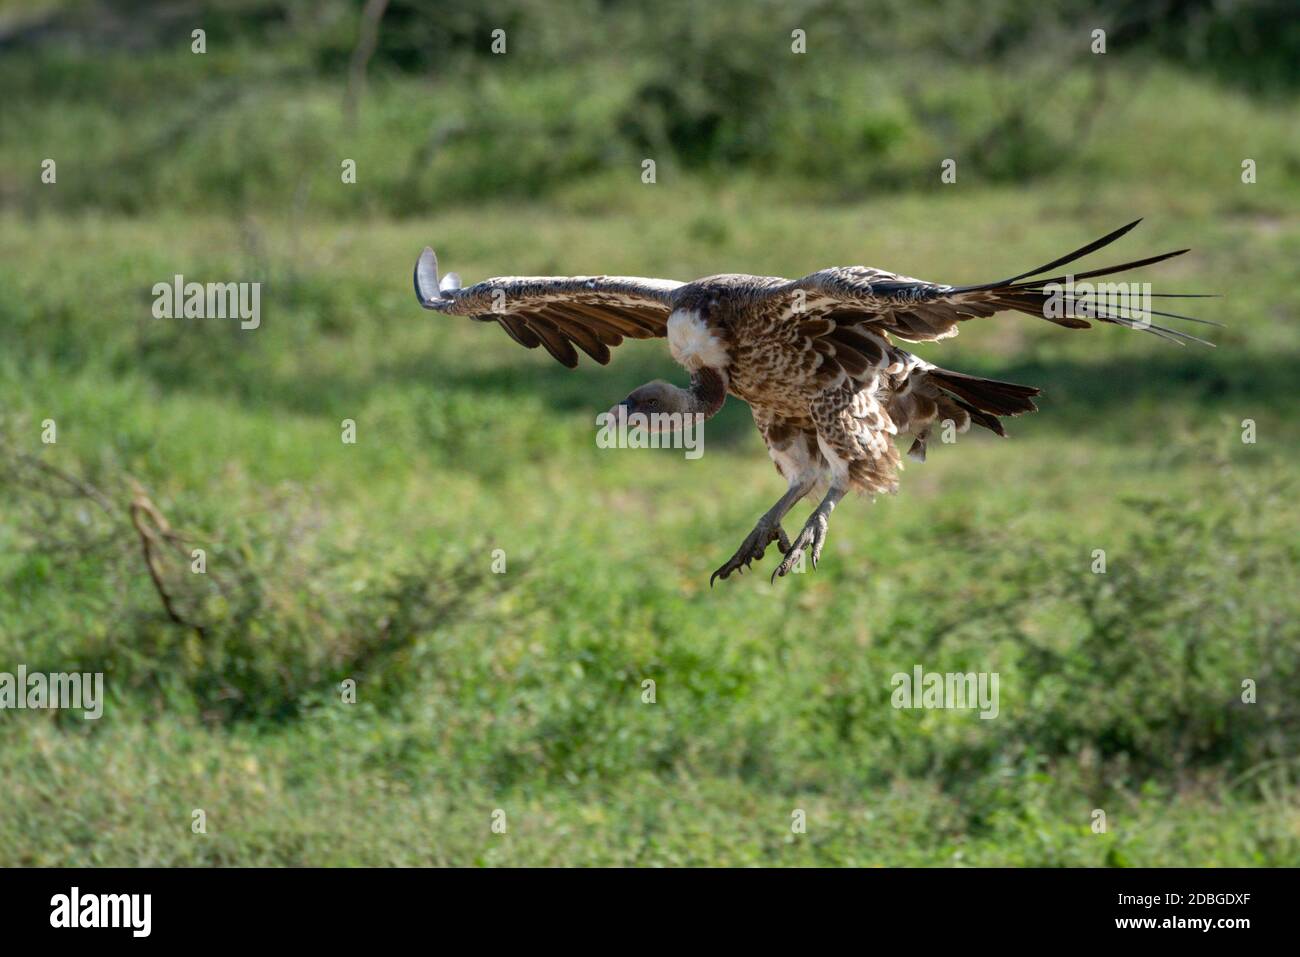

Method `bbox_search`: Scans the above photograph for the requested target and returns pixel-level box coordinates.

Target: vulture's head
[609,380,694,432]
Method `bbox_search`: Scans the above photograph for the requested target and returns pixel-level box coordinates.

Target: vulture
[414,220,1215,584]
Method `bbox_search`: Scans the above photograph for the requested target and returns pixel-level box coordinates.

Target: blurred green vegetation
[0,0,1297,865]
[3,0,1299,214]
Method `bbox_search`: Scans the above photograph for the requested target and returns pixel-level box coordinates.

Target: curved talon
[710,521,787,585]
[770,515,828,583]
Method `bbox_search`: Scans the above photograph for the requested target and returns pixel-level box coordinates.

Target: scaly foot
[771,512,830,582]
[710,521,791,586]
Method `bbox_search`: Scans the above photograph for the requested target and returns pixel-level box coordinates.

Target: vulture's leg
[771,481,848,582]
[709,479,813,586]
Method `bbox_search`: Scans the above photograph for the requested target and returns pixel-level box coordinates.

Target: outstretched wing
[414,248,683,368]
[783,220,1217,347]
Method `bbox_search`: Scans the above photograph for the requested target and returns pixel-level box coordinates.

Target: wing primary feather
[496,314,541,349]
[1002,289,1222,327]
[1086,310,1212,345]
[1012,248,1190,289]
[949,219,1144,292]
[537,308,613,364]
[523,314,581,367]
[1056,298,1222,326]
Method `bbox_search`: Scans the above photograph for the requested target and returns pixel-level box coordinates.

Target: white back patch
[667,309,730,371]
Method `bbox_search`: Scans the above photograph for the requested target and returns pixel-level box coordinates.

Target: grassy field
[3,183,1297,865]
[1,1,1298,866]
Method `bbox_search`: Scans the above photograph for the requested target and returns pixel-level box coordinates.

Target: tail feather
[950,398,1007,436]
[926,368,1041,417]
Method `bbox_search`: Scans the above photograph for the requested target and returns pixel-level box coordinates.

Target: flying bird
[414,221,1215,584]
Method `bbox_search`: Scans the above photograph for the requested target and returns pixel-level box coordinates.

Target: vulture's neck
[686,367,727,419]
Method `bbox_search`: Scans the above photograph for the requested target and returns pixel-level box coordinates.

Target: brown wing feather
[782,222,1212,345]
[415,262,683,367]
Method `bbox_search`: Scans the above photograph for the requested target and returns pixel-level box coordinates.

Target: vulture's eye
[644,398,659,410]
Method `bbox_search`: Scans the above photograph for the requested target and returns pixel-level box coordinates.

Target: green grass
[1,2,1298,864]
[2,177,1297,865]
